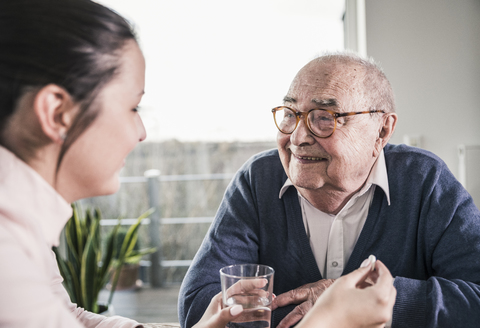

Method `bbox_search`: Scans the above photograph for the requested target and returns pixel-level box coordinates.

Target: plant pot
[98,302,115,316]
[111,263,140,290]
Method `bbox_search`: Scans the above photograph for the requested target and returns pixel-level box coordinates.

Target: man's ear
[33,84,77,144]
[373,113,398,157]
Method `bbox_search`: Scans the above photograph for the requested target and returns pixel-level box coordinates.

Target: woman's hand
[297,260,396,328]
[192,292,243,328]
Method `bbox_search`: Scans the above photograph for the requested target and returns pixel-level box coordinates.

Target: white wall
[364,0,480,178]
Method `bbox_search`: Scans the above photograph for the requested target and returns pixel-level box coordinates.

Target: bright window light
[96,0,345,142]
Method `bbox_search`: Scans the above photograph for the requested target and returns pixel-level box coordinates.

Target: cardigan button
[332,261,338,267]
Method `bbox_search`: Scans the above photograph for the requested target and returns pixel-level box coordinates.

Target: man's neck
[298,185,362,215]
[298,161,378,215]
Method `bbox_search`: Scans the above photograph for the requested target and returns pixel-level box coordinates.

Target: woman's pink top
[0,146,142,328]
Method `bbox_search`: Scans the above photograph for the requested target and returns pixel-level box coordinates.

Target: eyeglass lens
[274,107,335,137]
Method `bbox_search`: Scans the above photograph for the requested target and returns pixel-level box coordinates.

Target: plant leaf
[65,207,79,264]
[107,208,154,305]
[80,218,100,312]
[74,204,85,261]
[98,222,121,293]
[52,247,75,302]
[66,259,81,305]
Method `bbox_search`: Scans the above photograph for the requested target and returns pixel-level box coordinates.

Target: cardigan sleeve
[392,210,480,328]
[178,168,261,328]
[391,161,480,328]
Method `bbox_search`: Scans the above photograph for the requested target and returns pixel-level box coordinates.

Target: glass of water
[220,264,275,328]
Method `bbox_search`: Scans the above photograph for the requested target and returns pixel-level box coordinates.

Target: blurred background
[78,0,480,323]
[96,0,345,142]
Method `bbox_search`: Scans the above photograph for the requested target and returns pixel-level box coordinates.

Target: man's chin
[289,176,326,191]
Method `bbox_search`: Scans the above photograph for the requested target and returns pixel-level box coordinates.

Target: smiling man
[178,53,480,328]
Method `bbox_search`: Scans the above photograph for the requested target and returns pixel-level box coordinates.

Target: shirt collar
[0,146,73,247]
[279,149,391,205]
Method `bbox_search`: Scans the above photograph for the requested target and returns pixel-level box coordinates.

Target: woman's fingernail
[230,305,243,316]
[360,258,370,268]
[368,255,376,271]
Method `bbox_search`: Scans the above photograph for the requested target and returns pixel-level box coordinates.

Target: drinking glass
[220,264,275,328]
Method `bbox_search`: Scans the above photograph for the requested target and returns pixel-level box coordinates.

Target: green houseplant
[109,227,155,290]
[53,203,155,314]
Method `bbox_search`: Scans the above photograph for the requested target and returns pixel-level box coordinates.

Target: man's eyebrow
[283,96,338,107]
[312,98,337,107]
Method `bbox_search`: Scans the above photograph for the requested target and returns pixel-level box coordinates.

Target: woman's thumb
[207,305,244,328]
[229,305,244,317]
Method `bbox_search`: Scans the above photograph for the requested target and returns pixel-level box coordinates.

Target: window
[96,0,345,142]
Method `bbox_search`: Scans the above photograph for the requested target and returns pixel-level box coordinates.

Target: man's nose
[291,116,315,146]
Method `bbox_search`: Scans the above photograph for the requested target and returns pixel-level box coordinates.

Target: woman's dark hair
[0,0,137,166]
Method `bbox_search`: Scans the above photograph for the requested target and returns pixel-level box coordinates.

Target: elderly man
[178,53,480,328]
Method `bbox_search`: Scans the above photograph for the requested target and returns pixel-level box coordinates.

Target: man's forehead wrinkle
[285,62,361,111]
[285,80,342,109]
[312,60,364,90]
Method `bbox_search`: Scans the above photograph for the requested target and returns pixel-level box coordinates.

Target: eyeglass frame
[271,106,385,138]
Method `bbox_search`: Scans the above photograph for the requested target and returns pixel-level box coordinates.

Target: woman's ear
[33,84,77,144]
[373,113,398,157]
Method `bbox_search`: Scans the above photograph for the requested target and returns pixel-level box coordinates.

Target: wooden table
[143,323,181,328]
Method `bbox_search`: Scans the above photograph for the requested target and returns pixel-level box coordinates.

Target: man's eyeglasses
[271,106,385,138]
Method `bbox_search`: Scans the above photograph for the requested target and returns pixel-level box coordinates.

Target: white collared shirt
[279,150,391,279]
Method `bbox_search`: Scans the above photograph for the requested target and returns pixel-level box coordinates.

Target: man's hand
[192,292,243,328]
[271,279,335,328]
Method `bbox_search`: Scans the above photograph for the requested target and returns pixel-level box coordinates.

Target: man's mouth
[293,154,326,161]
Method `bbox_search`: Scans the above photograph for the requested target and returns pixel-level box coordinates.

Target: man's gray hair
[313,51,396,113]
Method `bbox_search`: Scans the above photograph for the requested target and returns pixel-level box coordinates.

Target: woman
[0,0,147,327]
[0,0,395,327]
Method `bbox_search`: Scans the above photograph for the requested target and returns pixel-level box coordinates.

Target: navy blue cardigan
[178,144,480,328]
